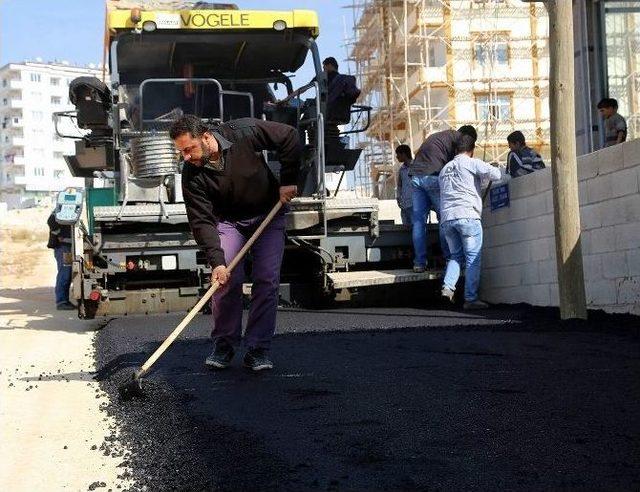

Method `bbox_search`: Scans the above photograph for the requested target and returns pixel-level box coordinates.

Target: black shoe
[243,348,273,372]
[205,339,235,369]
[463,300,489,310]
[56,302,76,311]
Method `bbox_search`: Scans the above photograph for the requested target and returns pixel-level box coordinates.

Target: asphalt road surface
[94,305,640,491]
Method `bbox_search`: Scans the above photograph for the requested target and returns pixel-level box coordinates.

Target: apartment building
[347,0,550,197]
[0,60,107,208]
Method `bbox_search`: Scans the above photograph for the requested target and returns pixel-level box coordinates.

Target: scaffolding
[346,0,550,198]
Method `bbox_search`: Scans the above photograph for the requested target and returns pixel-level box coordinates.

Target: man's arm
[473,158,502,181]
[616,116,627,144]
[181,176,225,269]
[506,152,519,177]
[47,213,61,236]
[507,152,530,177]
[532,152,546,170]
[396,168,403,206]
[250,119,301,187]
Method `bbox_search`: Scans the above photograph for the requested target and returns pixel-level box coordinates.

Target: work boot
[243,348,274,372]
[205,339,235,369]
[463,300,489,310]
[441,286,455,303]
[413,265,426,273]
[56,302,76,311]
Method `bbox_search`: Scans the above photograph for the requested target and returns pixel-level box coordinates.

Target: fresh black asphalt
[94,305,640,491]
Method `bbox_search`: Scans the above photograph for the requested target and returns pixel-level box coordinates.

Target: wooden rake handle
[140,201,284,374]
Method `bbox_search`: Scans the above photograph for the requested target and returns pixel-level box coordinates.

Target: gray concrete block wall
[480,139,640,315]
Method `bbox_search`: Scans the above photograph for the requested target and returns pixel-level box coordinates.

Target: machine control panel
[54,187,84,225]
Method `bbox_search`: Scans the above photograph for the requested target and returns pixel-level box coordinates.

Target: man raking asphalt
[119,115,300,399]
[118,201,283,400]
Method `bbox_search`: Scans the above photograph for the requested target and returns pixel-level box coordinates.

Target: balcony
[8,98,23,108]
[14,175,28,186]
[3,155,26,167]
[1,79,22,92]
[7,136,25,147]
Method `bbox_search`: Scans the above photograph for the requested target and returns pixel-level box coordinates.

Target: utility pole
[547,0,588,319]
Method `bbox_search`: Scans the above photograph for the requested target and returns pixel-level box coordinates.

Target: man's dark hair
[169,114,209,140]
[597,98,618,110]
[323,57,339,70]
[507,130,526,145]
[456,134,476,154]
[458,125,477,142]
[395,144,412,159]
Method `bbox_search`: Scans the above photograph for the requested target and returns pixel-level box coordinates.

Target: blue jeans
[441,219,483,302]
[400,207,413,226]
[411,175,442,267]
[54,244,72,305]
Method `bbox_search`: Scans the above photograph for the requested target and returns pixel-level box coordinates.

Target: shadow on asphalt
[95,306,640,491]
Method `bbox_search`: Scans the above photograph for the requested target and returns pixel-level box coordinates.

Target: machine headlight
[142,21,157,32]
[273,19,287,31]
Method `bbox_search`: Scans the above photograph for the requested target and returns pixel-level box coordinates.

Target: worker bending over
[409,125,477,272]
[170,115,300,371]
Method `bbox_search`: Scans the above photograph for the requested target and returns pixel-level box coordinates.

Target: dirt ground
[0,206,56,289]
[0,207,128,491]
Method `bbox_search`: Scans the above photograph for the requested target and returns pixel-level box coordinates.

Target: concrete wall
[480,139,640,315]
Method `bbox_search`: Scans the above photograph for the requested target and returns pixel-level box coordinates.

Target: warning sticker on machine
[155,13,181,29]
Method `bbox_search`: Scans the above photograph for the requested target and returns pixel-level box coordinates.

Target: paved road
[95,305,640,491]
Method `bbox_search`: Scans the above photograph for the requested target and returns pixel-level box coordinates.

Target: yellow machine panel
[107,9,319,36]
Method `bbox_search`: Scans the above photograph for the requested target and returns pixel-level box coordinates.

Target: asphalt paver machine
[56,1,442,318]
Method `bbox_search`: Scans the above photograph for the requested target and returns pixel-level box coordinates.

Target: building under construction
[346,0,639,198]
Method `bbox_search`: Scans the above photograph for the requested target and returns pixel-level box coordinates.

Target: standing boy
[597,98,627,148]
[395,144,413,226]
[439,134,501,309]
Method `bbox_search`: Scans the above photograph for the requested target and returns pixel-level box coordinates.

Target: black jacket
[181,118,301,268]
[47,212,72,249]
[410,129,460,177]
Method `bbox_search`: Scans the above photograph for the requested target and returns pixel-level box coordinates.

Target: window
[427,43,436,67]
[2,98,7,106]
[31,111,44,121]
[475,41,509,66]
[1,79,6,87]
[30,73,41,82]
[476,94,512,121]
[53,151,64,159]
[13,117,20,124]
[30,91,44,102]
[50,78,60,86]
[54,170,65,179]
[34,167,45,176]
[51,96,62,105]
